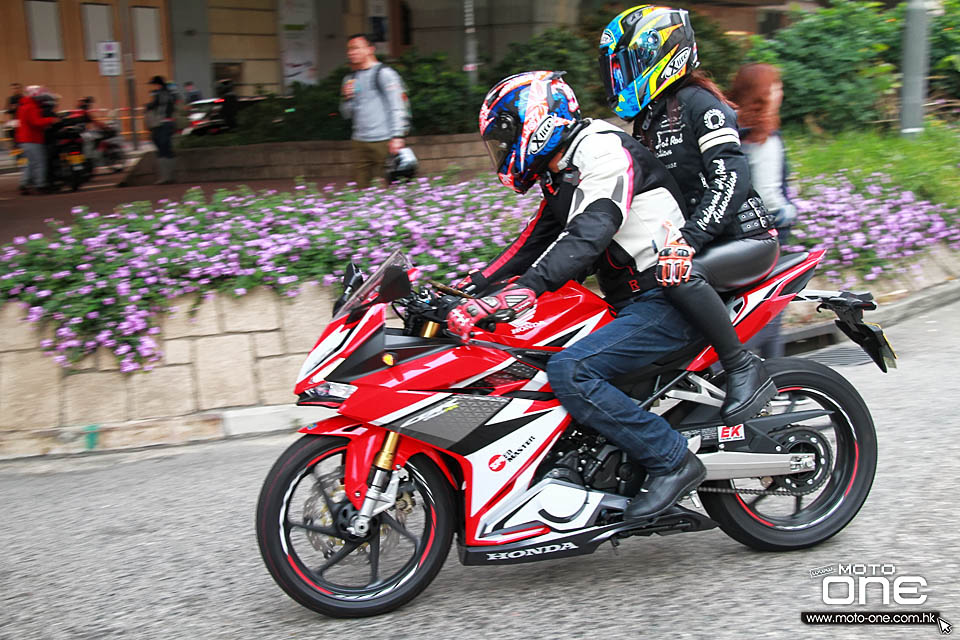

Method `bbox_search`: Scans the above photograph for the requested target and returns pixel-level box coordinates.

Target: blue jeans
[19,142,47,188]
[547,289,699,474]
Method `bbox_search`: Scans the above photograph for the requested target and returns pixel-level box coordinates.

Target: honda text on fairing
[255,248,895,618]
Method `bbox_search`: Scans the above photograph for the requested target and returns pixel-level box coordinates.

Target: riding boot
[623,449,706,521]
[664,277,776,425]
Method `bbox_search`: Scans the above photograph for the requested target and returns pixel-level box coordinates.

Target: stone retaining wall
[1,245,957,459]
[121,133,490,187]
[0,283,339,458]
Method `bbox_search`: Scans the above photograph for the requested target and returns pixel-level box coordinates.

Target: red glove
[656,236,695,287]
[446,285,536,340]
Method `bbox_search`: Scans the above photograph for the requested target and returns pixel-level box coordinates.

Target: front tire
[699,357,877,551]
[256,435,455,617]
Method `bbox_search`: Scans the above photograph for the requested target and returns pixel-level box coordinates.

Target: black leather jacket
[477,120,688,306]
[634,84,769,253]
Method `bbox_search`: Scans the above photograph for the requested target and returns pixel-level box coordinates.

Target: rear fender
[300,417,459,509]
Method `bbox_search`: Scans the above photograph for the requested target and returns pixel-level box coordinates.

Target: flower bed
[1,172,957,370]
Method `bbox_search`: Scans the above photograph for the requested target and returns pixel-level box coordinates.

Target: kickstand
[609,537,620,556]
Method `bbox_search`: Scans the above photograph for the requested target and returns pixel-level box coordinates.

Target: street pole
[463,0,478,86]
[900,0,930,137]
[117,0,139,149]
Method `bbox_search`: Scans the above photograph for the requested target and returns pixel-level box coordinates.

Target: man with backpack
[340,33,410,188]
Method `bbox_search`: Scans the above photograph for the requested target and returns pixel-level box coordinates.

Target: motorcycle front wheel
[699,357,877,551]
[256,435,455,618]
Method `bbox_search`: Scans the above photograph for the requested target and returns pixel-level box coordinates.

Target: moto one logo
[486,542,578,560]
[820,564,928,605]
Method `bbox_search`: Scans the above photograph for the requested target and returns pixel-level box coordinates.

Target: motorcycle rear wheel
[699,357,877,551]
[256,435,455,617]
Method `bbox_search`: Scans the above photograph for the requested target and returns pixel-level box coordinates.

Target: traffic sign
[97,41,122,77]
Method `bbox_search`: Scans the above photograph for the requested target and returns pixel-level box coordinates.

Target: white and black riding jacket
[479,119,687,306]
[635,85,768,253]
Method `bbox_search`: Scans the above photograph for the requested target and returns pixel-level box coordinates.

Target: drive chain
[696,483,823,497]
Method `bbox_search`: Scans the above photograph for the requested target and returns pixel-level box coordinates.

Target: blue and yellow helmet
[598,5,699,121]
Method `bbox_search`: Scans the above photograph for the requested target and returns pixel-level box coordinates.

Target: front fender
[300,417,459,509]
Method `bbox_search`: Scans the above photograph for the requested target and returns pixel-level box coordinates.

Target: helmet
[479,71,581,194]
[387,147,418,182]
[598,5,699,120]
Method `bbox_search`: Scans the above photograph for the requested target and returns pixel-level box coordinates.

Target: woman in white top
[729,63,797,357]
[728,63,797,240]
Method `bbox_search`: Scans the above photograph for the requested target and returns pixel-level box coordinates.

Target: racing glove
[656,223,696,287]
[455,270,489,296]
[446,285,536,341]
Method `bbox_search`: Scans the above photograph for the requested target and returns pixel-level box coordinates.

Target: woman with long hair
[598,5,781,426]
[729,63,798,357]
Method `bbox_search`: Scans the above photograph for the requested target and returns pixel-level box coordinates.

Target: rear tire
[256,435,455,617]
[699,357,877,551]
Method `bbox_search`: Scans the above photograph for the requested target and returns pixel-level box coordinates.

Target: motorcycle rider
[598,5,780,425]
[447,71,706,521]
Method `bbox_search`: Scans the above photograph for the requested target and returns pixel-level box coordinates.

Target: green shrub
[483,27,604,116]
[747,1,900,130]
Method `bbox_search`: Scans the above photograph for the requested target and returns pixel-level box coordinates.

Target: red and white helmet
[479,71,582,194]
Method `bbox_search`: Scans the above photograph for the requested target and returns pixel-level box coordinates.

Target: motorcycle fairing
[294,303,387,395]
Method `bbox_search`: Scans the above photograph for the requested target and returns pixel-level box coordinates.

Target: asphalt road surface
[0,170,306,244]
[1,302,958,640]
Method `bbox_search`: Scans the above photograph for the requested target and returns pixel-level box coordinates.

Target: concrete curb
[780,278,960,349]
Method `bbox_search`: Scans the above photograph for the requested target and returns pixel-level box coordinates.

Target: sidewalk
[1,140,152,175]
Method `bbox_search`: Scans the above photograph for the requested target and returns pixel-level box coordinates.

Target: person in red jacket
[15,85,58,195]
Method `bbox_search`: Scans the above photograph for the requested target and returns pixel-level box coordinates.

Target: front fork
[348,431,403,537]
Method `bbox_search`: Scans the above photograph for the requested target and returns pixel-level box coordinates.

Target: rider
[447,71,705,521]
[599,5,780,426]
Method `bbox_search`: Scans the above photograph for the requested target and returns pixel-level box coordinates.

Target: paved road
[0,171,307,244]
[1,303,958,640]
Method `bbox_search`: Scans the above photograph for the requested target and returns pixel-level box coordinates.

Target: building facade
[1,0,802,119]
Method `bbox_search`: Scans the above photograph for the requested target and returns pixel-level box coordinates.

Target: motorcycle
[82,121,125,173]
[256,248,895,617]
[47,121,91,192]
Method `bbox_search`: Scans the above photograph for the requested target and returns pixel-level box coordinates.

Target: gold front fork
[373,430,401,470]
[420,320,440,338]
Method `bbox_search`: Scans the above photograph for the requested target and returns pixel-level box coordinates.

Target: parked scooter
[47,120,92,192]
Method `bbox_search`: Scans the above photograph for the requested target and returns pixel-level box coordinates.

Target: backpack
[373,64,411,135]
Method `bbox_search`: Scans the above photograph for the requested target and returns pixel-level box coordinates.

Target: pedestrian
[5,82,23,148]
[339,33,409,189]
[144,75,176,185]
[15,85,58,195]
[598,5,781,425]
[729,62,798,358]
[184,81,202,103]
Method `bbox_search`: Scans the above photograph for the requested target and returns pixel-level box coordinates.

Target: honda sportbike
[256,248,895,617]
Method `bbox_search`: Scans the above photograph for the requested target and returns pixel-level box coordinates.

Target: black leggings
[663,234,780,364]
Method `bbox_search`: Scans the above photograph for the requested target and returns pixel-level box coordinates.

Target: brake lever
[429,280,475,299]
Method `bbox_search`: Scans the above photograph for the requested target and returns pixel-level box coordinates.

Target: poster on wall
[279,0,318,87]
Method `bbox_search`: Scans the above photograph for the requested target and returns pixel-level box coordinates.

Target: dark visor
[598,40,659,103]
[482,112,519,172]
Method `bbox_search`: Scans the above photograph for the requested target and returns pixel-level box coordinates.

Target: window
[132,6,162,61]
[25,0,64,61]
[82,3,114,61]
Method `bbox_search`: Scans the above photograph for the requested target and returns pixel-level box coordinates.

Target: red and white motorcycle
[256,248,895,617]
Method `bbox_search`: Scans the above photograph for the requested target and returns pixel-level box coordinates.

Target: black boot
[624,449,706,521]
[720,350,776,426]
[664,276,776,426]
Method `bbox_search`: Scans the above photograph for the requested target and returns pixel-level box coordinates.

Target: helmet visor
[482,112,519,173]
[599,36,661,104]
